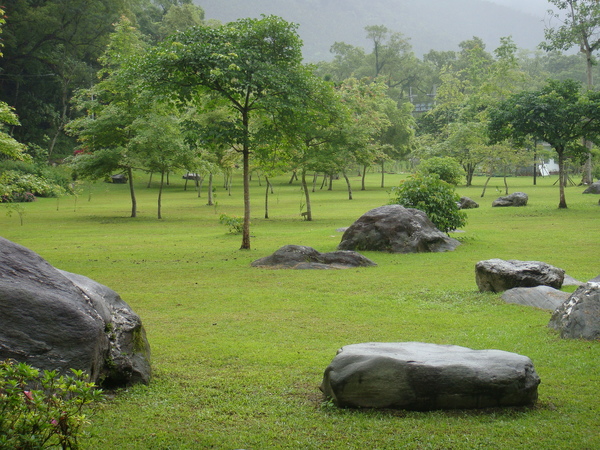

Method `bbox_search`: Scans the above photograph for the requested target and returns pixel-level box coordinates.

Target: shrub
[417,156,465,185]
[219,213,244,234]
[0,171,66,202]
[0,359,104,449]
[390,173,467,233]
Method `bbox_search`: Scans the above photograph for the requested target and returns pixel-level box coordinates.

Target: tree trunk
[158,170,164,219]
[264,176,270,219]
[533,150,537,186]
[128,167,137,218]
[288,170,297,184]
[343,171,353,200]
[361,164,368,190]
[207,172,214,205]
[301,169,312,221]
[320,174,327,190]
[328,173,333,191]
[558,149,567,209]
[312,172,318,192]
[464,163,474,187]
[147,172,153,188]
[480,176,492,197]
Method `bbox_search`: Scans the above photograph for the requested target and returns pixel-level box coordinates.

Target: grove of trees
[2,0,600,248]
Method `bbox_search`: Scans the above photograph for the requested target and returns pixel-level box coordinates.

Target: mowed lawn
[1,171,598,449]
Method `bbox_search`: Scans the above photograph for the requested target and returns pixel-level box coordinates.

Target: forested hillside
[197,0,546,61]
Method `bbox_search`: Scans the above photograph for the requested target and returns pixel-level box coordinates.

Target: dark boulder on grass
[459,196,479,209]
[501,286,570,310]
[250,245,376,269]
[338,205,460,253]
[475,259,565,293]
[492,192,528,207]
[549,283,600,340]
[0,236,151,387]
[582,181,600,194]
[320,342,540,410]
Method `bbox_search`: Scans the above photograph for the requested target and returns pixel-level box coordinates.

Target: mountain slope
[196,0,545,61]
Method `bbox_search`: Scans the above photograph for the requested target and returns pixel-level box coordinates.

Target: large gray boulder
[582,181,600,194]
[338,205,460,253]
[0,237,151,387]
[501,286,570,310]
[549,283,600,340]
[476,259,565,293]
[320,342,540,410]
[492,192,528,207]
[251,245,376,269]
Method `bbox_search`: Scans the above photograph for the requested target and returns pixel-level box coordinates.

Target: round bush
[417,156,465,185]
[390,174,467,233]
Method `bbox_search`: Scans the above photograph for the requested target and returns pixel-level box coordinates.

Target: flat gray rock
[251,245,376,269]
[501,286,570,310]
[321,342,540,410]
[492,192,528,207]
[476,259,565,293]
[563,274,584,286]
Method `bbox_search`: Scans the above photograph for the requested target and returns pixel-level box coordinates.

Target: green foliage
[390,173,467,233]
[417,156,465,185]
[219,213,244,234]
[0,170,66,202]
[0,359,104,449]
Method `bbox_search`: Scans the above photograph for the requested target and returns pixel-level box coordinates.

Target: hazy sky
[489,0,552,19]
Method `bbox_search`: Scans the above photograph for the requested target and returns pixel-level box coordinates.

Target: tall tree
[542,0,600,184]
[488,79,600,208]
[67,16,150,218]
[140,16,306,249]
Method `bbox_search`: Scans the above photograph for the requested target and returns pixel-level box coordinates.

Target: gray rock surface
[590,274,600,283]
[476,259,565,293]
[492,192,528,207]
[0,237,151,387]
[338,205,460,253]
[501,286,570,310]
[549,283,600,340]
[320,342,540,410]
[563,274,584,287]
[582,181,600,194]
[250,245,376,269]
[459,196,479,209]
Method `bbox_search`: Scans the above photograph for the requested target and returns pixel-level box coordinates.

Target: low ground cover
[1,171,598,449]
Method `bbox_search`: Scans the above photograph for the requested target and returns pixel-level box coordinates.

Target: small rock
[501,286,570,310]
[492,192,528,207]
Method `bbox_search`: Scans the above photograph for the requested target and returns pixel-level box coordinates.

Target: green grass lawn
[1,171,599,449]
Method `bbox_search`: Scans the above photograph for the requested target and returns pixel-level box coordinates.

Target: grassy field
[1,170,599,449]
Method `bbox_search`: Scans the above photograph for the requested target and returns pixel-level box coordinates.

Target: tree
[140,16,306,249]
[273,73,350,220]
[67,16,150,218]
[488,79,600,208]
[542,0,600,184]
